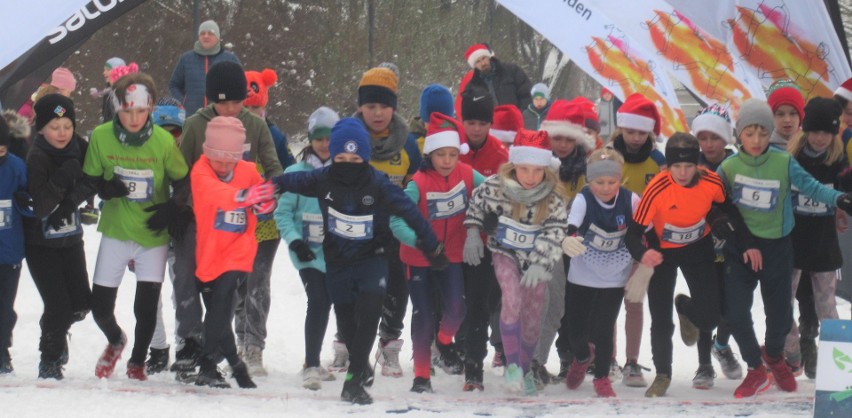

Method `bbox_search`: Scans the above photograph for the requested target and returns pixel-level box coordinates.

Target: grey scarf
[194,41,221,56]
[502,177,554,205]
[365,113,409,161]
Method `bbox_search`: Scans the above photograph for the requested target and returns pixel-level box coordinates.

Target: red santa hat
[465,43,493,68]
[834,77,852,103]
[509,129,560,171]
[424,112,469,155]
[617,93,660,136]
[490,105,523,145]
[541,99,595,151]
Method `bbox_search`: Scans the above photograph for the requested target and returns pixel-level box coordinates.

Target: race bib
[327,207,373,240]
[214,208,247,233]
[584,224,626,252]
[426,182,467,220]
[792,184,833,216]
[0,200,12,231]
[114,166,154,202]
[733,174,779,212]
[302,212,325,244]
[662,219,706,245]
[42,210,82,239]
[496,216,540,251]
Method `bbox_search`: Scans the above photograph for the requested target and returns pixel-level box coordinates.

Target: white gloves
[562,236,587,257]
[624,264,654,303]
[520,264,552,288]
[463,228,484,266]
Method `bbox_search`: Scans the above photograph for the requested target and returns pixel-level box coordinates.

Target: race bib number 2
[114,167,154,202]
[328,207,373,240]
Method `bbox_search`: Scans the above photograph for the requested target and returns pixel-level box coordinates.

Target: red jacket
[192,155,263,282]
[400,163,475,266]
[460,135,508,177]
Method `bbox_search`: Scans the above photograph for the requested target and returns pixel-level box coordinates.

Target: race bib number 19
[584,224,626,252]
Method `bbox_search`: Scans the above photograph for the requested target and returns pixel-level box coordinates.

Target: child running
[270,117,445,405]
[560,148,639,398]
[717,99,852,398]
[464,129,568,395]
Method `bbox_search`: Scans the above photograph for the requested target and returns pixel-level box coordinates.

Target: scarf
[329,162,372,187]
[558,147,587,188]
[194,41,221,56]
[802,144,827,159]
[611,135,653,164]
[502,177,554,205]
[361,113,408,161]
[33,134,82,166]
[113,115,154,147]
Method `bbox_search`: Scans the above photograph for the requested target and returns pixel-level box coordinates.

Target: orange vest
[191,155,263,282]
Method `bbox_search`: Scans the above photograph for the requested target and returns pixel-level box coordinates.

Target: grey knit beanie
[735,99,774,137]
[308,106,340,140]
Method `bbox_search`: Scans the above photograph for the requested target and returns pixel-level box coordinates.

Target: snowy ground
[1,223,848,417]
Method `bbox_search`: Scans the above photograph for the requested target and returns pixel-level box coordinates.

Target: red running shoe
[762,347,797,392]
[734,365,770,398]
[593,376,616,398]
[95,333,127,379]
[566,345,595,390]
[126,362,147,381]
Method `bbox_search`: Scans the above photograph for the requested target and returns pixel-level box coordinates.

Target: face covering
[329,162,371,186]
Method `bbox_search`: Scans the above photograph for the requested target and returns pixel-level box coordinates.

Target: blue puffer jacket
[168,48,240,115]
[275,161,326,272]
[268,120,295,169]
[0,154,30,265]
[271,164,439,265]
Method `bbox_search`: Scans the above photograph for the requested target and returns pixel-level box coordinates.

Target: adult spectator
[168,20,240,115]
[458,43,532,113]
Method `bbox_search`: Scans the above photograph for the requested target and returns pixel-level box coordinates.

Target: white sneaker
[329,340,349,372]
[302,367,322,390]
[317,366,336,382]
[375,339,404,377]
[243,345,268,377]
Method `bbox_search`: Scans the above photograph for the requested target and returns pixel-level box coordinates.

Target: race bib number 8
[302,213,325,244]
[496,216,540,251]
[328,208,373,240]
[584,224,626,252]
[792,184,833,216]
[733,174,779,212]
[114,167,154,202]
[0,200,12,231]
[426,182,467,220]
[214,208,247,233]
[662,219,706,245]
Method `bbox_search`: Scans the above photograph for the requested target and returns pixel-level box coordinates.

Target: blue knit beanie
[419,84,454,122]
[329,118,371,162]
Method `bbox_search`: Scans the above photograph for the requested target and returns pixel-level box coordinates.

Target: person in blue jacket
[168,20,241,115]
[274,106,340,390]
[0,118,31,374]
[270,117,447,405]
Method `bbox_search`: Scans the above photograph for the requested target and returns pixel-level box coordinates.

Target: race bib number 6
[114,166,154,202]
[496,216,540,251]
[733,174,779,212]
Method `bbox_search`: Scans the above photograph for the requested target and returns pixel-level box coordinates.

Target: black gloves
[13,191,33,212]
[418,240,449,270]
[482,212,499,235]
[100,176,130,200]
[837,193,852,215]
[51,159,83,189]
[46,199,78,230]
[145,200,193,241]
[706,205,735,242]
[289,239,316,262]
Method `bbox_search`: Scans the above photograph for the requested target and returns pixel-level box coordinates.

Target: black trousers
[299,268,332,368]
[25,243,91,362]
[92,280,162,365]
[458,249,501,365]
[379,239,408,342]
[565,282,624,379]
[648,236,720,377]
[199,271,244,366]
[696,261,733,364]
[0,264,22,355]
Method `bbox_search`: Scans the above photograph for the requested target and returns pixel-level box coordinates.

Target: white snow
[1,223,846,417]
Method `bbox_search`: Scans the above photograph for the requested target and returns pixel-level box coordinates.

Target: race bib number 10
[496,216,540,251]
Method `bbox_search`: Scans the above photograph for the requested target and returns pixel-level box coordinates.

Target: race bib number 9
[114,167,154,202]
[426,182,467,220]
[302,213,325,244]
[328,207,373,240]
[733,174,779,212]
[662,219,706,245]
[792,184,833,216]
[584,224,626,252]
[214,208,248,233]
[0,200,11,231]
[496,216,540,251]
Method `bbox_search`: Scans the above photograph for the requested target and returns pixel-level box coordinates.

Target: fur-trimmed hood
[3,110,31,139]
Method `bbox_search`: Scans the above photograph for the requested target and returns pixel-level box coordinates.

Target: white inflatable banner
[1,0,91,72]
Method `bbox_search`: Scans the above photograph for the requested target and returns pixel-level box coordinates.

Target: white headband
[112,83,152,111]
